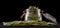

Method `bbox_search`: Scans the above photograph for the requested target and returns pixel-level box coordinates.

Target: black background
[0,0,60,23]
